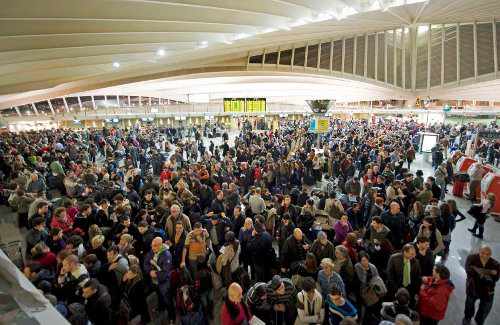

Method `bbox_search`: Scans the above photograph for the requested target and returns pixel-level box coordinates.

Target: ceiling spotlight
[223,40,233,44]
[156,49,166,56]
[112,62,120,68]
[198,41,208,48]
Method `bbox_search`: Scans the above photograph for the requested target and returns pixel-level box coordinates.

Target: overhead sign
[223,98,266,113]
[309,118,329,133]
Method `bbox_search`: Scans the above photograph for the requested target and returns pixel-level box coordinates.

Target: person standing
[418,264,454,325]
[386,244,421,299]
[463,246,500,325]
[221,283,252,325]
[144,237,174,324]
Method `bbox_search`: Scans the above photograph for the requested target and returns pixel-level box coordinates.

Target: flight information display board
[223,98,266,113]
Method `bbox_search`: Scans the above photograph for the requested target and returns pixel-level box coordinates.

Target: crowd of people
[0,118,498,325]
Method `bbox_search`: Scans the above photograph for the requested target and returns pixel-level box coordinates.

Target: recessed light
[198,41,209,48]
[112,62,120,68]
[156,49,166,56]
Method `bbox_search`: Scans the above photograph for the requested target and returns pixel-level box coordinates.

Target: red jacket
[220,301,252,325]
[419,277,454,320]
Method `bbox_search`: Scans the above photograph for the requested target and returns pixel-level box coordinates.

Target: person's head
[340,214,349,225]
[270,275,285,295]
[321,258,334,274]
[106,245,120,262]
[394,287,410,306]
[193,222,203,235]
[50,227,63,240]
[394,314,413,325]
[233,206,242,216]
[317,231,328,245]
[359,251,371,268]
[301,276,316,299]
[170,204,180,217]
[283,195,291,205]
[80,203,92,216]
[293,228,303,241]
[216,190,224,200]
[91,235,105,249]
[416,236,430,251]
[119,233,133,247]
[335,245,349,261]
[32,216,45,231]
[422,216,435,229]
[446,199,457,212]
[54,207,67,220]
[175,221,184,234]
[371,216,383,230]
[433,263,450,281]
[82,279,99,299]
[62,254,79,273]
[137,221,149,234]
[479,245,492,261]
[125,263,142,281]
[83,254,98,269]
[389,201,400,214]
[36,201,49,215]
[227,282,243,304]
[328,286,343,304]
[151,237,163,253]
[243,217,253,230]
[402,244,416,260]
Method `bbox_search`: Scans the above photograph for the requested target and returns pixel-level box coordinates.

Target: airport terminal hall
[2,1,500,325]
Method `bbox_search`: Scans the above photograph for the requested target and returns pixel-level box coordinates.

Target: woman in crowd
[0,120,481,325]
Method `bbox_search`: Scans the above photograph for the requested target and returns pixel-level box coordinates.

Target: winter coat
[85,284,112,325]
[418,277,454,320]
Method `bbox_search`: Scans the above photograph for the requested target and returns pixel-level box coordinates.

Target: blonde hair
[321,258,334,269]
[91,235,105,249]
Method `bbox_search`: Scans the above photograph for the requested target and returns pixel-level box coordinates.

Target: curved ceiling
[2,0,500,108]
[72,72,411,104]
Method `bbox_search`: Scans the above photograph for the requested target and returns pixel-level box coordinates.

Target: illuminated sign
[223,98,266,113]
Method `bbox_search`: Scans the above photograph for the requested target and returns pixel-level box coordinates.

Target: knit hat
[270,275,283,291]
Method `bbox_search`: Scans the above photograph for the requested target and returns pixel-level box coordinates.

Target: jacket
[144,246,173,298]
[386,253,421,296]
[280,235,308,269]
[317,269,346,299]
[85,284,112,325]
[465,253,500,298]
[418,277,454,320]
[247,231,274,267]
[295,289,324,325]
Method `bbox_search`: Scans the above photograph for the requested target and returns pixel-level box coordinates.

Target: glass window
[18,104,35,116]
[65,97,81,113]
[141,96,150,106]
[80,96,93,110]
[430,25,442,87]
[130,96,140,107]
[377,33,386,82]
[119,96,129,106]
[344,38,354,74]
[106,95,119,107]
[416,25,429,89]
[94,96,106,109]
[320,42,331,70]
[332,40,343,71]
[307,44,318,68]
[459,24,474,80]
[264,52,278,64]
[367,35,376,79]
[279,49,292,65]
[249,54,263,64]
[443,24,457,84]
[477,23,494,75]
[0,107,19,117]
[36,101,53,115]
[356,36,365,76]
[293,47,306,67]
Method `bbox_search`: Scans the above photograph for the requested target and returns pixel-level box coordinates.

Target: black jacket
[280,235,309,269]
[85,284,112,325]
[386,253,421,297]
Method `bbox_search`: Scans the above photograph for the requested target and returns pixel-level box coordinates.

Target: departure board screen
[223,98,266,112]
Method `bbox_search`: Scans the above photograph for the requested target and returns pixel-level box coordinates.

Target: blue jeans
[464,294,494,325]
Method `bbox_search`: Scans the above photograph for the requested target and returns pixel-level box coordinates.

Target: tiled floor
[1,140,499,325]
